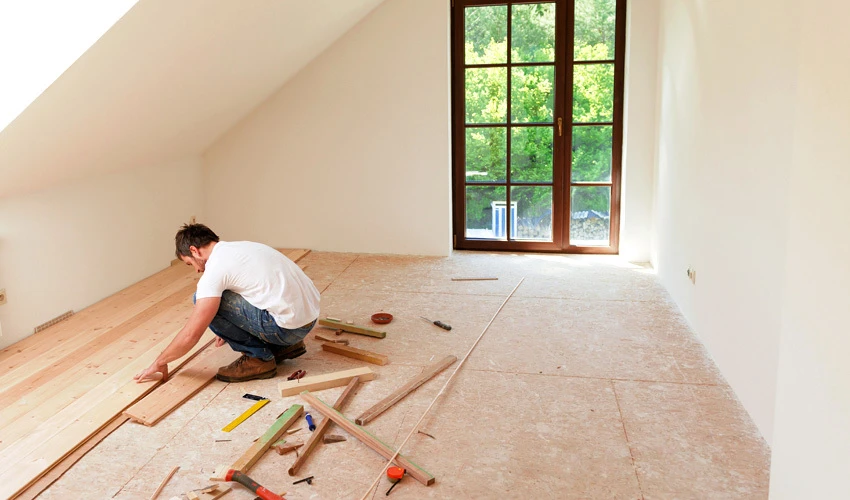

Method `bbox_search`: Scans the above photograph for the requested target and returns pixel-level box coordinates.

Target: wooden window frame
[451,0,627,254]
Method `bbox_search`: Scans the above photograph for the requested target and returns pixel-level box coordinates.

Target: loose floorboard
[6,251,770,500]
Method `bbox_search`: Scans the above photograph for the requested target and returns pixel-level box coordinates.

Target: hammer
[224,469,284,500]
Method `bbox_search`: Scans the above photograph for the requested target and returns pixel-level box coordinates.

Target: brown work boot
[271,341,307,365]
[216,354,277,383]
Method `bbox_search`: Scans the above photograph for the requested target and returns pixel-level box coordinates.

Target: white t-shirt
[195,241,320,329]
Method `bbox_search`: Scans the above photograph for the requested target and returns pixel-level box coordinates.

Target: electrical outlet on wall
[0,289,7,305]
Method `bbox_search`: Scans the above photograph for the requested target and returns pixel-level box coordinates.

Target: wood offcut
[299,391,435,486]
[355,355,457,425]
[320,342,388,366]
[279,367,375,397]
[318,319,386,339]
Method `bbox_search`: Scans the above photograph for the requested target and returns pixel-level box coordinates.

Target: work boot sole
[273,344,307,365]
[215,366,278,383]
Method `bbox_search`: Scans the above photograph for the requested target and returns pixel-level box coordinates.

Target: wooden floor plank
[0,299,197,448]
[12,416,129,500]
[123,344,240,426]
[0,264,191,366]
[0,281,197,413]
[0,330,215,499]
[0,269,196,393]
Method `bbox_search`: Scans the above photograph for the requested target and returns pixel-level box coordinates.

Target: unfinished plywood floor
[36,251,770,500]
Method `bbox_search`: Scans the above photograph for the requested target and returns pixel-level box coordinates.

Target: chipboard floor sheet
[10,251,770,499]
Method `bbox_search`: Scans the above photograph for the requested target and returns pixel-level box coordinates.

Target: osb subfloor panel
[38,251,770,500]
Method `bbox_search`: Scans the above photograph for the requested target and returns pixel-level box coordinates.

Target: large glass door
[452,0,625,253]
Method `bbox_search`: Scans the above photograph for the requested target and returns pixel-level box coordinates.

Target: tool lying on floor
[224,469,284,500]
[287,369,306,381]
[385,467,405,496]
[419,316,452,331]
[305,412,316,431]
[222,399,269,432]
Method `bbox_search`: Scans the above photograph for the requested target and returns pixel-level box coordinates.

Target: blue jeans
[194,291,316,361]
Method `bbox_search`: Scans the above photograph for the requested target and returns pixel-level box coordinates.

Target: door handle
[557,117,563,137]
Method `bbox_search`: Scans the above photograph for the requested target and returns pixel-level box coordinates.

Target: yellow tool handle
[222,399,269,432]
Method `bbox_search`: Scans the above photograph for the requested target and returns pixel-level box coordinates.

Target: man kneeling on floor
[134,223,320,384]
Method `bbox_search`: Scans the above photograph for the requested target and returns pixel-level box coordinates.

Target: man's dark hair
[175,223,220,258]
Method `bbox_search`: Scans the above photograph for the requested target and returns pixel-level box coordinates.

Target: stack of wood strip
[0,248,310,499]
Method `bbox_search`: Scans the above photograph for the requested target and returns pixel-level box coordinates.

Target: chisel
[419,316,452,331]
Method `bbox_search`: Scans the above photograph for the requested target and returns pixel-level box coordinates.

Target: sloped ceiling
[0,0,386,198]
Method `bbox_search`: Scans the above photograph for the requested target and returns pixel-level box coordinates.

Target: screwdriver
[419,316,452,331]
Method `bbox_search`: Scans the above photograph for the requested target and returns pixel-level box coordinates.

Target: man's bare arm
[134,297,221,382]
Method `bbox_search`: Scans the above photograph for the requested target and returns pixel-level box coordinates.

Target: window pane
[511,3,556,63]
[465,6,507,64]
[466,127,506,182]
[512,186,553,241]
[572,125,612,182]
[575,0,616,61]
[466,67,507,124]
[466,185,508,240]
[511,126,553,182]
[511,66,554,123]
[570,186,610,246]
[573,63,614,122]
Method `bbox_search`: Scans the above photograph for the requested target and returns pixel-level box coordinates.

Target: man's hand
[215,336,226,347]
[134,362,169,383]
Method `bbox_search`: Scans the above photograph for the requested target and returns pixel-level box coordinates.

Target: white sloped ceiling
[0,0,387,198]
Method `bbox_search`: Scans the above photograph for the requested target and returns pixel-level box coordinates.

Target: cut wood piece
[186,485,231,500]
[323,434,346,444]
[209,465,229,482]
[314,334,348,344]
[450,277,498,281]
[355,355,457,426]
[197,485,230,500]
[279,367,375,397]
[300,391,435,486]
[229,404,303,473]
[288,376,360,476]
[13,416,128,500]
[318,319,386,339]
[149,465,179,500]
[0,330,215,499]
[321,343,388,366]
[124,345,241,425]
[273,442,304,455]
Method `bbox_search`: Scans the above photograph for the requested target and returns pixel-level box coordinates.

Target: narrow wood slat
[321,342,388,365]
[230,404,304,473]
[317,319,386,339]
[0,330,215,499]
[355,355,457,426]
[279,367,375,397]
[299,391,435,486]
[123,345,241,426]
[288,377,360,476]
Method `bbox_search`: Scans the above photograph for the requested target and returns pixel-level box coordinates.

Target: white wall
[620,0,659,262]
[0,158,202,348]
[0,0,386,198]
[203,0,451,255]
[651,0,799,443]
[769,1,850,497]
[0,0,136,131]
